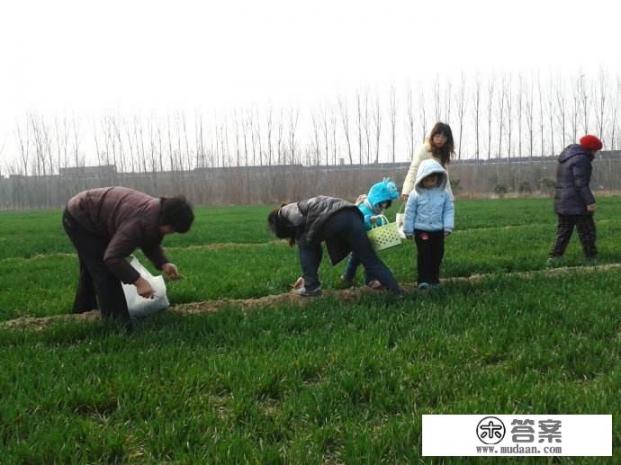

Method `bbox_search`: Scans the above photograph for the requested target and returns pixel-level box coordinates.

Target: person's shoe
[291,277,305,289]
[418,282,430,290]
[367,280,385,290]
[292,286,322,297]
[72,307,93,314]
[546,256,564,268]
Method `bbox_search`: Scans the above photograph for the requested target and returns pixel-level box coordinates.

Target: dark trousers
[550,214,597,258]
[342,253,372,283]
[414,230,445,284]
[298,210,401,293]
[62,210,130,322]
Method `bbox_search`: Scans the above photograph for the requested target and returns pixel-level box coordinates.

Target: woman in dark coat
[549,135,602,264]
[268,196,403,296]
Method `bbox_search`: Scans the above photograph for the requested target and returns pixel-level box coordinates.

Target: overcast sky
[1,0,620,160]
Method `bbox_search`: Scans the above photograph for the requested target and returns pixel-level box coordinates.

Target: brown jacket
[67,187,168,283]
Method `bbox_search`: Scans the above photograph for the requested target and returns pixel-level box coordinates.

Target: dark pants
[414,230,445,285]
[62,210,130,323]
[550,214,597,258]
[342,253,372,283]
[298,210,401,293]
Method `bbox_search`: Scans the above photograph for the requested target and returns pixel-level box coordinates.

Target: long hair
[428,122,455,166]
[267,206,296,246]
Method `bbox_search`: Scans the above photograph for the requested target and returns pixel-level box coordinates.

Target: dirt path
[2,263,620,331]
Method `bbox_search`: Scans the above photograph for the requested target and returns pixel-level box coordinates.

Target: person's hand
[162,262,180,280]
[586,204,597,213]
[370,215,380,224]
[135,276,155,299]
[401,193,409,200]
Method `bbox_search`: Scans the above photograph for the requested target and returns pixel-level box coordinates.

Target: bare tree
[388,85,397,163]
[473,76,481,160]
[356,91,363,164]
[418,86,427,143]
[486,77,495,159]
[546,79,556,156]
[497,75,506,158]
[241,111,249,166]
[363,90,371,163]
[330,109,337,165]
[579,73,589,133]
[287,107,299,164]
[456,74,466,159]
[406,85,415,160]
[321,105,329,166]
[517,74,524,157]
[248,111,257,166]
[524,76,535,158]
[505,75,513,160]
[555,76,567,150]
[433,75,441,122]
[255,109,263,166]
[445,78,453,124]
[372,93,382,163]
[277,110,284,165]
[571,76,580,142]
[311,111,321,165]
[595,68,607,141]
[266,107,273,165]
[338,96,353,164]
[537,74,545,156]
[16,118,30,175]
[610,76,620,150]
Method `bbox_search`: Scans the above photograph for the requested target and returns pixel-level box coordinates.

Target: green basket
[367,215,403,251]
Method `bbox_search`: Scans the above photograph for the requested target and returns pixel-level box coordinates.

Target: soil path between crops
[2,262,620,331]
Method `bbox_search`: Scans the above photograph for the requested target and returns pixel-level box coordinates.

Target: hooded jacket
[553,144,596,215]
[358,179,399,230]
[403,159,454,234]
[402,141,454,199]
[278,196,362,264]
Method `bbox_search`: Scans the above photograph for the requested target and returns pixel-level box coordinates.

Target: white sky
[1,0,620,161]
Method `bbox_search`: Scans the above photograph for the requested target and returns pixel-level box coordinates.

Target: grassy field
[1,197,620,464]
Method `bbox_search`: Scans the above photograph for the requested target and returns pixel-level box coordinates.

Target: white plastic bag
[122,256,170,318]
[395,213,407,239]
[395,204,407,240]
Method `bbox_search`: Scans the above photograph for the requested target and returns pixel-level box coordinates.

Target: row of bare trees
[4,70,621,177]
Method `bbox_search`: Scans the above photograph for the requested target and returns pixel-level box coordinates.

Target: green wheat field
[1,197,620,464]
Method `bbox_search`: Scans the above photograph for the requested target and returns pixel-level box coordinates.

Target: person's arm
[572,158,596,209]
[443,194,455,234]
[103,224,142,284]
[141,243,169,271]
[142,244,180,279]
[444,171,455,200]
[363,213,374,229]
[401,145,425,197]
[403,194,417,237]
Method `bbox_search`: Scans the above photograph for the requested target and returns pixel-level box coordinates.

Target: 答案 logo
[477,416,506,445]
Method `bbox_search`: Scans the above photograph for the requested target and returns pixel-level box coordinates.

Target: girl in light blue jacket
[403,159,454,289]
